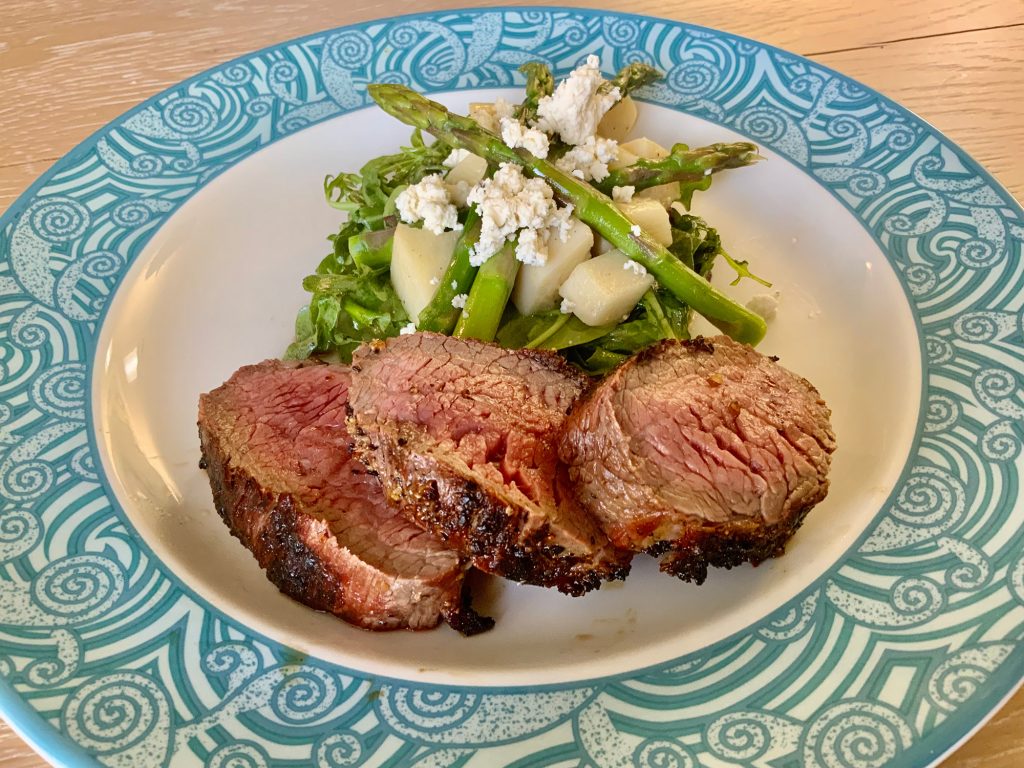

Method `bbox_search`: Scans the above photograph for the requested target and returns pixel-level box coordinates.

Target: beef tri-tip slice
[347,332,632,596]
[559,336,836,584]
[198,359,492,635]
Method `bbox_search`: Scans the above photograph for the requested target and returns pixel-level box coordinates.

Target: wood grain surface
[0,1,1021,765]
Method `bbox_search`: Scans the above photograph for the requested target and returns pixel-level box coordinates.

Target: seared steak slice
[198,359,491,634]
[560,336,835,584]
[348,333,631,595]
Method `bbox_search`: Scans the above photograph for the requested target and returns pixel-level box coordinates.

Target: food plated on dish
[5,8,1021,765]
[198,59,835,633]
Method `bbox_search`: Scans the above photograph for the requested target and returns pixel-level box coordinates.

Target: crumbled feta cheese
[444,148,471,167]
[514,227,548,267]
[429,276,440,286]
[466,163,574,267]
[399,322,417,335]
[451,293,468,309]
[555,135,619,182]
[746,292,780,322]
[500,117,550,158]
[535,55,621,145]
[450,280,458,290]
[395,173,462,234]
[612,185,635,203]
[630,224,642,236]
[623,259,647,276]
[560,298,576,314]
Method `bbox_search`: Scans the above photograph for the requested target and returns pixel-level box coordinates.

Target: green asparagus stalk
[417,211,483,333]
[515,62,554,123]
[368,83,767,345]
[596,142,761,194]
[453,240,519,341]
[608,62,662,95]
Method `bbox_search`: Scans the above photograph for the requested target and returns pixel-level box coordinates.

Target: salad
[285,57,770,375]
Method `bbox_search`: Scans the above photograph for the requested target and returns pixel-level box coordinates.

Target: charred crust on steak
[198,359,491,635]
[559,334,835,585]
[444,582,496,636]
[200,430,350,619]
[347,333,631,595]
[349,419,629,596]
[648,505,812,585]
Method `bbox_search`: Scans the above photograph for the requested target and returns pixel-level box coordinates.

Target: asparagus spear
[608,62,662,95]
[367,83,767,345]
[515,62,554,124]
[596,142,761,195]
[417,211,482,334]
[453,240,519,341]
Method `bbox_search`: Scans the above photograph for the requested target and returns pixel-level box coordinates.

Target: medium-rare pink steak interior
[559,336,835,584]
[347,332,632,596]
[198,359,492,634]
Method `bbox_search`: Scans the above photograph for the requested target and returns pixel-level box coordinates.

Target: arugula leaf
[323,128,450,231]
[285,219,410,362]
[497,310,616,350]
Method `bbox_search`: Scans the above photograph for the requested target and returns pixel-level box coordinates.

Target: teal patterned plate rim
[2,7,1023,767]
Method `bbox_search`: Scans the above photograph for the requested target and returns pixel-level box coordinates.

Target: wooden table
[1,1,1021,765]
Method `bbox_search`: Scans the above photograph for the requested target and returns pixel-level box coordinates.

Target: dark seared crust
[199,418,492,635]
[560,335,835,584]
[197,360,494,635]
[650,503,812,585]
[349,418,631,596]
[348,333,633,595]
[200,427,345,613]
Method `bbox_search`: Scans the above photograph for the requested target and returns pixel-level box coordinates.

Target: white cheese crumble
[535,55,621,145]
[555,135,619,182]
[451,293,468,309]
[612,185,635,203]
[450,280,458,290]
[746,292,780,322]
[630,224,642,236]
[429,276,440,286]
[560,298,576,314]
[399,322,417,335]
[444,148,471,167]
[623,259,647,276]
[395,173,462,235]
[500,117,550,158]
[466,163,573,267]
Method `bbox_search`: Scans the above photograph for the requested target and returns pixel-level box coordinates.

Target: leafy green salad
[286,58,770,375]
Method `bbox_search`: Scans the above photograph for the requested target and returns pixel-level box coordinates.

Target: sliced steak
[559,336,835,584]
[198,359,492,634]
[347,332,631,596]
